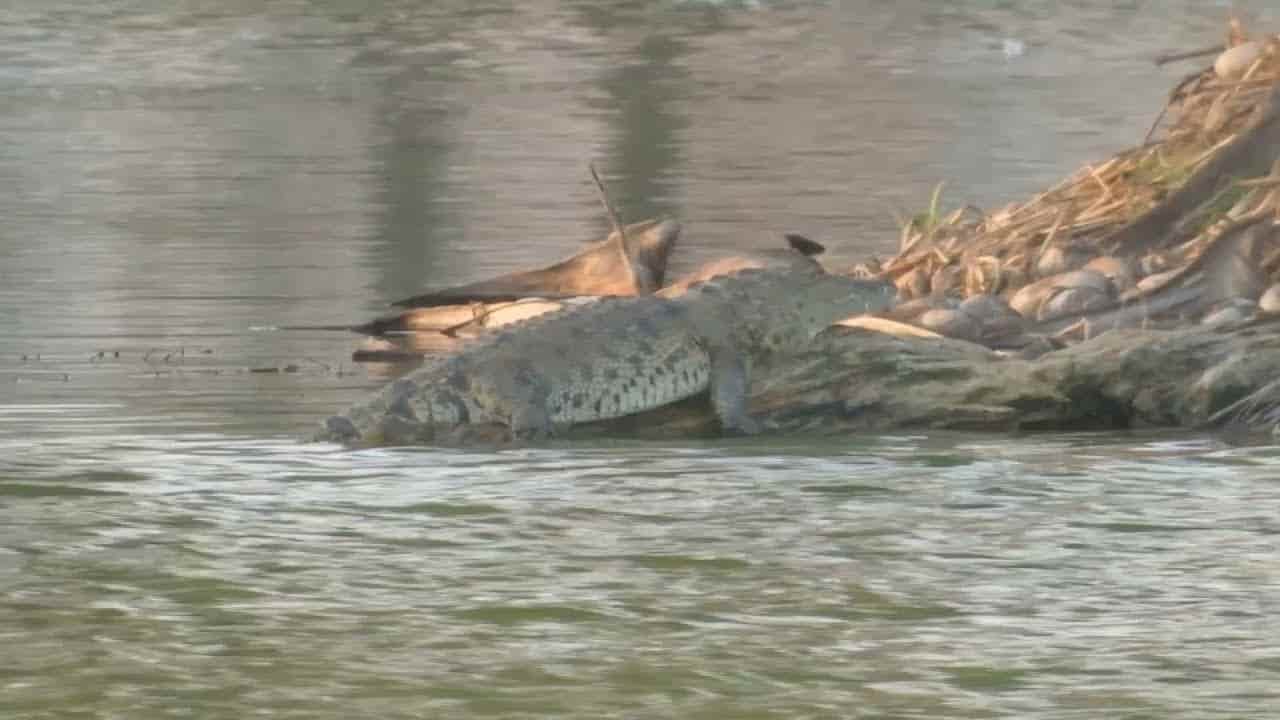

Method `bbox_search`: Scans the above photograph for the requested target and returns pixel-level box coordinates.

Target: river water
[3,1,1280,718]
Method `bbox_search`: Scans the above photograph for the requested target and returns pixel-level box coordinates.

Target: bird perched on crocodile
[319,237,897,445]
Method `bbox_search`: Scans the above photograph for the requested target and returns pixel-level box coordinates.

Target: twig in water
[589,162,628,249]
[1153,44,1222,67]
[299,357,332,373]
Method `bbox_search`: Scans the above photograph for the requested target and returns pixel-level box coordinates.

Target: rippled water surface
[5,432,1280,718]
[3,1,1280,717]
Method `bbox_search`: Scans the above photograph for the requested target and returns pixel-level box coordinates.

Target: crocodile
[426,233,833,341]
[319,245,898,445]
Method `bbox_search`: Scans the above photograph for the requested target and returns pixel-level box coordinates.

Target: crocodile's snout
[322,415,361,443]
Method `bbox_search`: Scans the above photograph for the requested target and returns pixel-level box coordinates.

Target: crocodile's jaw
[804,275,900,332]
[697,271,899,354]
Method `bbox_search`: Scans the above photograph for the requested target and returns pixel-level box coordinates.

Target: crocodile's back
[322,261,898,444]
[455,296,712,427]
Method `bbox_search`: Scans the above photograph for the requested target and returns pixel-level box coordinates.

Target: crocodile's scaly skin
[322,259,897,444]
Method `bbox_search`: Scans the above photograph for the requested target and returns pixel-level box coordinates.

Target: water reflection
[368,76,460,305]
[593,26,689,226]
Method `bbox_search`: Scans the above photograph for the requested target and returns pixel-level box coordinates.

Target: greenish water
[4,431,1280,718]
[3,1,1280,717]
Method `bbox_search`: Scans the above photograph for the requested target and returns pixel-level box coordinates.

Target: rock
[896,267,930,300]
[1010,269,1114,321]
[1199,220,1271,305]
[1214,41,1263,80]
[1138,253,1172,277]
[1041,286,1113,320]
[919,308,981,342]
[1084,256,1137,293]
[1134,268,1181,296]
[1201,300,1258,329]
[881,297,944,325]
[1259,284,1280,314]
[1016,335,1061,361]
[1010,280,1052,319]
[1053,269,1115,294]
[957,293,1025,343]
[929,264,963,298]
[958,293,1019,323]
[1035,244,1091,278]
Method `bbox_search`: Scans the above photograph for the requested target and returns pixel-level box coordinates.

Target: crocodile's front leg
[509,402,554,440]
[708,345,761,435]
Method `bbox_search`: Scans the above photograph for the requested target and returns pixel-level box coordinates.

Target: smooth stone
[1009,269,1113,320]
[1035,244,1090,278]
[1201,301,1258,328]
[1214,41,1263,79]
[1040,286,1112,320]
[1017,335,1061,361]
[958,293,1019,322]
[1009,280,1053,319]
[879,297,948,327]
[958,293,1025,342]
[1051,268,1114,294]
[1259,284,1280,314]
[1134,268,1182,295]
[1084,255,1137,292]
[1138,253,1172,277]
[918,308,981,342]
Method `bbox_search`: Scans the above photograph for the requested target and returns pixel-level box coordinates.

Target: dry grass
[880,23,1280,301]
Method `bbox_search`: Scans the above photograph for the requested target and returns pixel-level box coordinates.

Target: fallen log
[572,319,1280,439]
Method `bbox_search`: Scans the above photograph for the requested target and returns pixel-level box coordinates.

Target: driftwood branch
[1153,44,1223,67]
[589,162,628,248]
